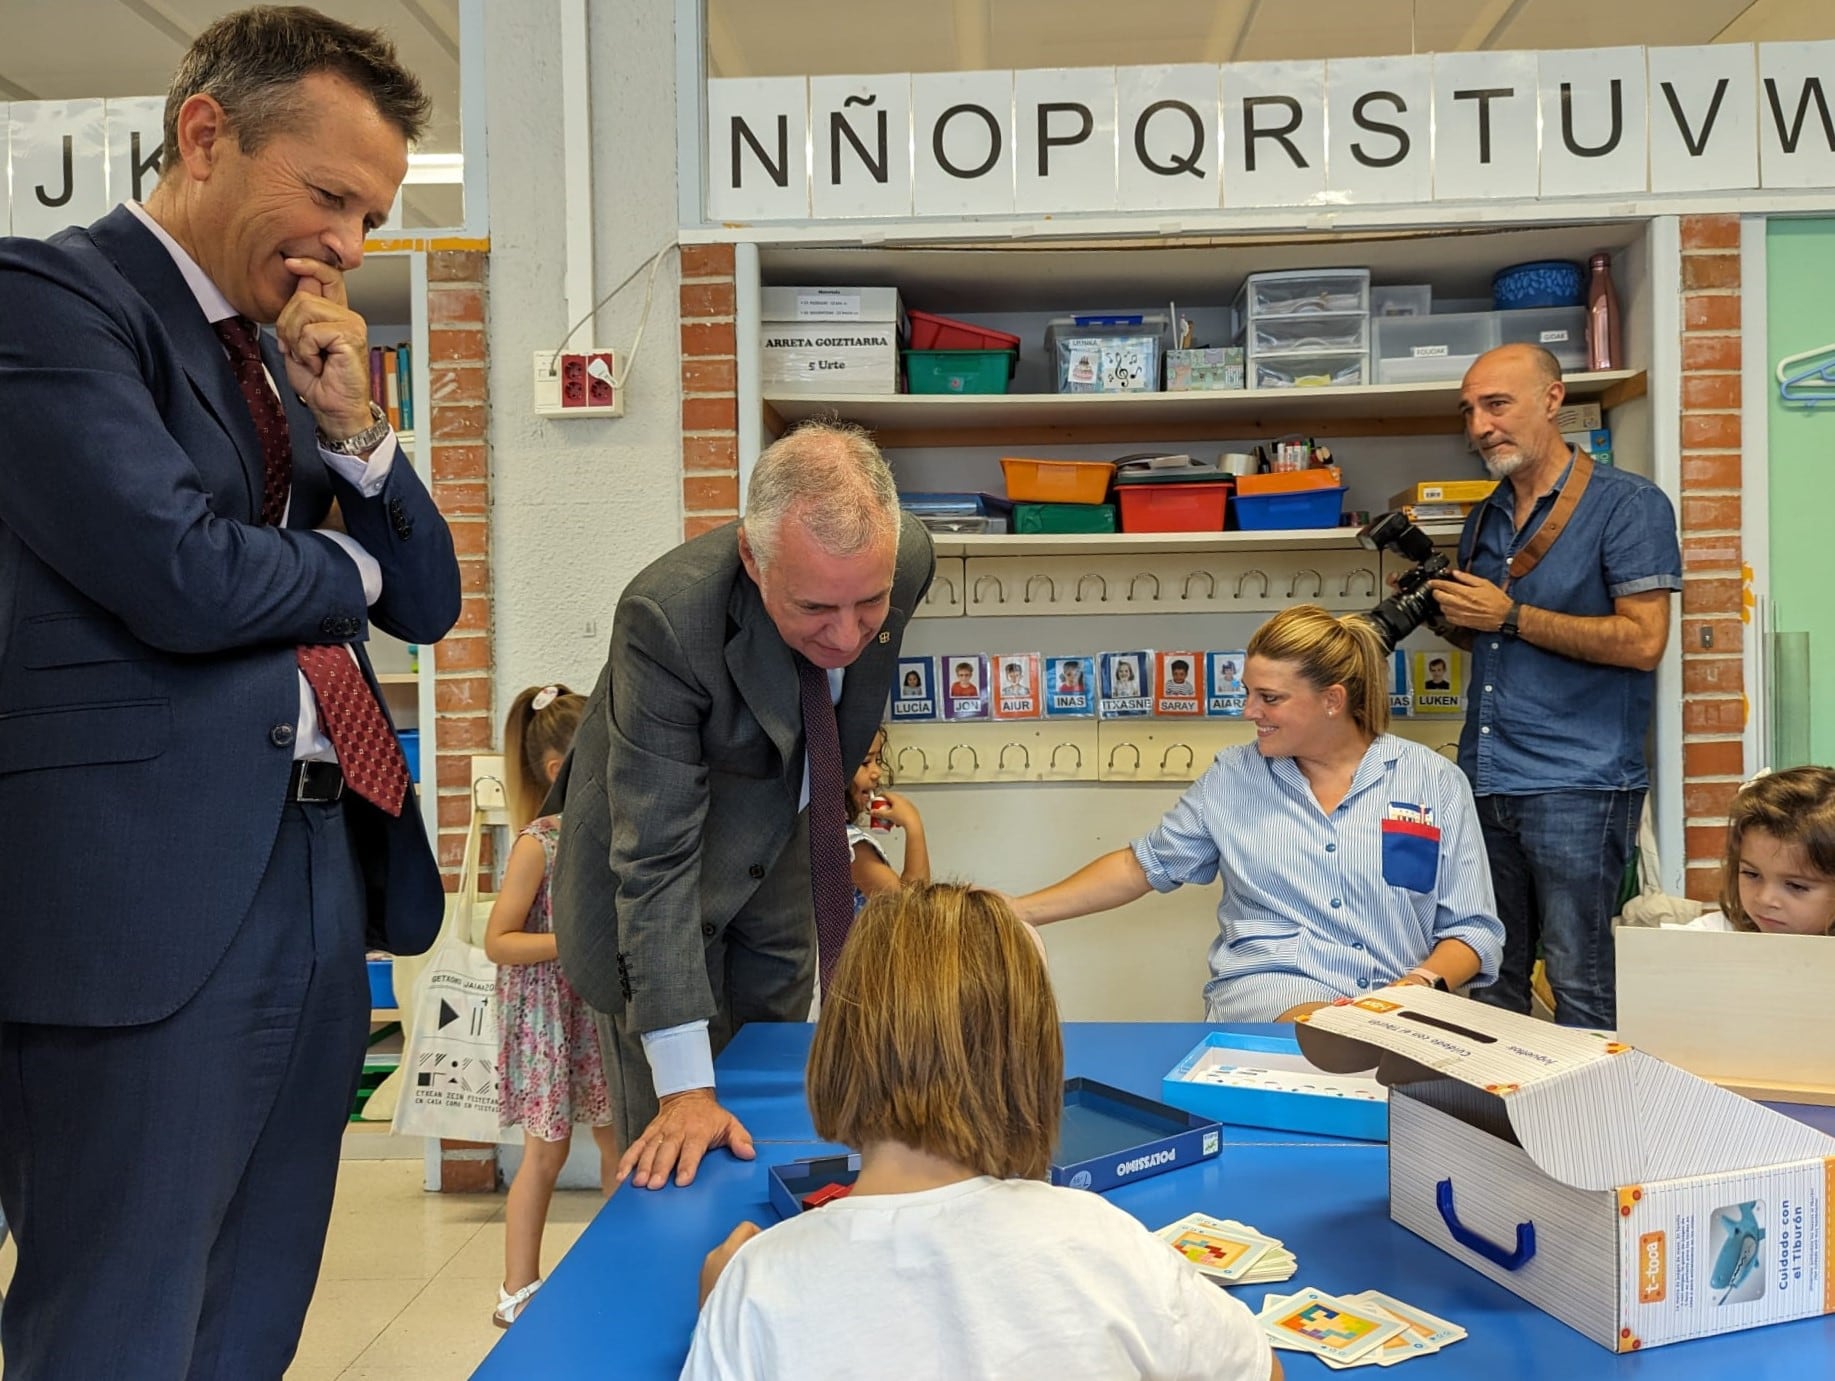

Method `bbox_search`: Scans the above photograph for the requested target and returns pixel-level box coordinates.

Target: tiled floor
[0,1131,598,1381]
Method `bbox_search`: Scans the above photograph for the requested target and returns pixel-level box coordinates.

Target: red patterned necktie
[214,316,409,817]
[797,658,856,987]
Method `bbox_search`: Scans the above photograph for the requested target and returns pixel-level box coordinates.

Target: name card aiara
[706,43,1835,222]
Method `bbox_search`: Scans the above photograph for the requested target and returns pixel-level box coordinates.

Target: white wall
[484,1,684,707]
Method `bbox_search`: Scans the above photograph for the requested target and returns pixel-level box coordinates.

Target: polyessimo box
[1296,990,1835,1353]
[1051,1078,1221,1193]
[1162,1031,1387,1142]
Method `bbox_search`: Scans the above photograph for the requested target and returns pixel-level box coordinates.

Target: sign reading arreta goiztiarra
[705,42,1835,222]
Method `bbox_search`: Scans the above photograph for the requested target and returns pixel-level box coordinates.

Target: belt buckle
[293,760,344,803]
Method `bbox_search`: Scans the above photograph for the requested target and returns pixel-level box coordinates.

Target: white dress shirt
[125,201,396,763]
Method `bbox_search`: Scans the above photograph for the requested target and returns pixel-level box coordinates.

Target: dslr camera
[1357,511,1451,651]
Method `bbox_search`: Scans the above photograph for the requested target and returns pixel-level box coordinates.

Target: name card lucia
[891,656,938,723]
[704,43,1835,223]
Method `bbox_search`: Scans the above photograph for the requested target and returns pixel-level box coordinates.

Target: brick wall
[680,243,740,542]
[425,249,500,1193]
[425,249,495,884]
[1677,214,1746,901]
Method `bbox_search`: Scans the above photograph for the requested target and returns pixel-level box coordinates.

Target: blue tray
[1051,1077,1221,1193]
[767,1152,861,1220]
[1161,1031,1388,1142]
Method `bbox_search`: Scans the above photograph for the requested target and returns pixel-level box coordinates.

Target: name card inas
[1044,656,1097,718]
[705,43,1835,222]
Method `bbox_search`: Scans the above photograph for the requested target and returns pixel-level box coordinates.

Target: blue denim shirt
[1455,453,1681,795]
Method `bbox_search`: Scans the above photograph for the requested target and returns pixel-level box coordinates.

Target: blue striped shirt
[1131,735,1503,1021]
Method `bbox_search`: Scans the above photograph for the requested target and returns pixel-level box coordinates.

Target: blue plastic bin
[366,958,396,1010]
[1232,486,1346,531]
[397,728,420,783]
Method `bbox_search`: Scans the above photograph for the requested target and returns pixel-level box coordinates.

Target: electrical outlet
[532,349,625,418]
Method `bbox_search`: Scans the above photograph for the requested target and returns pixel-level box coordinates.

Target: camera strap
[1458,446,1595,592]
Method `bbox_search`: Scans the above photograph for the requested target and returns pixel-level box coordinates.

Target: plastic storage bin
[1013,502,1118,534]
[1117,482,1229,533]
[1250,315,1368,355]
[1046,314,1167,393]
[906,309,1021,355]
[1371,285,1432,318]
[1373,311,1501,385]
[366,958,395,1009]
[1252,356,1368,389]
[1232,485,1346,531]
[1000,457,1115,504]
[397,728,420,783]
[1494,305,1588,372]
[1236,269,1370,323]
[903,349,1015,394]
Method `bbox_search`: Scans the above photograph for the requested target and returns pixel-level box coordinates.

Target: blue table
[474,1024,1835,1379]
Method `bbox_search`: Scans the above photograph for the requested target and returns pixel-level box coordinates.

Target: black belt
[287,759,345,803]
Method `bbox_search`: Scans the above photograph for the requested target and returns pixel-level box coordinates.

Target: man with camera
[1423,343,1680,1029]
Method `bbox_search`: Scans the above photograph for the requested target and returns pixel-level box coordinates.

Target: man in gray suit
[552,423,934,1189]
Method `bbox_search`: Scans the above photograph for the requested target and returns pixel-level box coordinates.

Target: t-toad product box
[1295,989,1835,1353]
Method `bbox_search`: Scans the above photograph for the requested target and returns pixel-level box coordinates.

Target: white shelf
[928,524,1463,558]
[765,370,1644,440]
[376,672,420,685]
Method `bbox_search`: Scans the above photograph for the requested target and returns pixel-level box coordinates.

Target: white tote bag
[390,784,518,1143]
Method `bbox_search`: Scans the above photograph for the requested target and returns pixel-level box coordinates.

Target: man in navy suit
[0,10,459,1377]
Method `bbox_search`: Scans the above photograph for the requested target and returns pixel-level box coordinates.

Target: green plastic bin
[1013,502,1118,534]
[904,349,1016,395]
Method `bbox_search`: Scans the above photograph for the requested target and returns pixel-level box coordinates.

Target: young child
[681,884,1278,1381]
[484,684,617,1327]
[845,726,929,910]
[1682,766,1835,935]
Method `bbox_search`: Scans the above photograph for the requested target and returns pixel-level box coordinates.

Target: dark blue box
[1051,1078,1221,1193]
[767,1152,861,1220]
[366,957,396,1010]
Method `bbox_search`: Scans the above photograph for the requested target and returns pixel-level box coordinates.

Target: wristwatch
[1406,967,1449,992]
[318,401,391,456]
[1499,601,1523,639]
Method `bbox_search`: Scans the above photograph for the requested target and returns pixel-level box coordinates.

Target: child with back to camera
[681,883,1279,1381]
[1679,766,1835,935]
[485,684,617,1327]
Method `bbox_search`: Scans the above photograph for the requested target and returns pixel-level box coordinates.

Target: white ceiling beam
[1454,0,1531,51]
[401,0,460,61]
[952,0,991,71]
[1201,0,1260,64]
[705,3,745,79]
[115,0,193,49]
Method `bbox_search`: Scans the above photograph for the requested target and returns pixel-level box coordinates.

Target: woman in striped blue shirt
[1014,606,1503,1022]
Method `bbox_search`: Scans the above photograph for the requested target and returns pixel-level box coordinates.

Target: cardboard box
[760,322,899,394]
[1162,1031,1388,1141]
[1616,928,1835,1106]
[760,285,905,330]
[1555,401,1603,431]
[1295,989,1835,1352]
[1390,480,1498,508]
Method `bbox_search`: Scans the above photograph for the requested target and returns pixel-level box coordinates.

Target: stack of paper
[1257,1287,1466,1369]
[1154,1214,1296,1285]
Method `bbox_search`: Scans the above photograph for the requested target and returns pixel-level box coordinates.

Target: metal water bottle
[1585,253,1620,372]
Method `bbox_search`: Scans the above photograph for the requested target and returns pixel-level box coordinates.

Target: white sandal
[494,1277,543,1328]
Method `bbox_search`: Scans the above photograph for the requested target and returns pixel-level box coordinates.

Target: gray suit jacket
[550,514,934,1030]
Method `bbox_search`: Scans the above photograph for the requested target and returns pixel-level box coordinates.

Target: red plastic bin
[907,309,1021,355]
[1116,482,1230,533]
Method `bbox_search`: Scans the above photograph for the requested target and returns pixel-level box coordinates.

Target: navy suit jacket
[0,206,461,1027]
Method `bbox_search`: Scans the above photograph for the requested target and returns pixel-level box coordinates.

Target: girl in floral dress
[484,684,614,1327]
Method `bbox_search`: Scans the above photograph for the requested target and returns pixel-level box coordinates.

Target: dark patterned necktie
[797,658,856,986]
[214,316,409,817]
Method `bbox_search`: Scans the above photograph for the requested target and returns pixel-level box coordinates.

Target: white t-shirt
[680,1176,1272,1381]
[1670,910,1735,931]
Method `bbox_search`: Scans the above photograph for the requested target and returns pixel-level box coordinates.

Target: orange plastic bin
[1000,458,1115,505]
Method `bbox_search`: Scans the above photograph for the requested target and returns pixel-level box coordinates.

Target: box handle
[1436,1178,1536,1272]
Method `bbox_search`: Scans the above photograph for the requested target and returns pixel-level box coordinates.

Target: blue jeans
[1470,789,1642,1030]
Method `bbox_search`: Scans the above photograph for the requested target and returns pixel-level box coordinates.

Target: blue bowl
[1493,260,1584,310]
